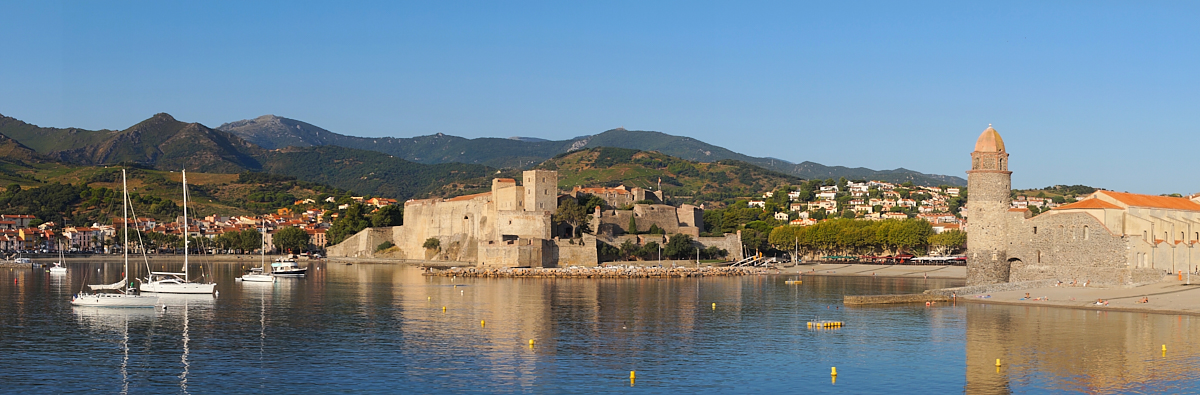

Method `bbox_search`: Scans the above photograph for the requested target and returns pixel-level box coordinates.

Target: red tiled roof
[1054,199,1123,210]
[447,192,492,202]
[1095,191,1200,211]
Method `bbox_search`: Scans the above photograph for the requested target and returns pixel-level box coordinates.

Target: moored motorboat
[271,257,307,277]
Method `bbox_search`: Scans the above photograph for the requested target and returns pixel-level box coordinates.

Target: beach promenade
[783,263,966,279]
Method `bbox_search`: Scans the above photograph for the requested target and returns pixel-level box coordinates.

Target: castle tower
[523,170,558,213]
[966,125,1012,285]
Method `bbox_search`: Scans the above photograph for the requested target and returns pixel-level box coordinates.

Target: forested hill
[217,115,965,186]
[261,145,494,200]
[530,147,803,206]
[218,115,576,169]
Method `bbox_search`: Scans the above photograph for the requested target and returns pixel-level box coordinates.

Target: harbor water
[2,259,1199,393]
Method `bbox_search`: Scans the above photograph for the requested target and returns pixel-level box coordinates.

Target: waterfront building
[965,126,1172,286]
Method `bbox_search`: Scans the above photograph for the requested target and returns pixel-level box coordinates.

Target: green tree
[663,234,695,259]
[423,237,441,251]
[327,203,370,245]
[627,215,639,235]
[928,230,967,255]
[273,226,310,253]
[647,224,666,234]
[619,239,638,260]
[370,205,404,227]
[553,197,591,238]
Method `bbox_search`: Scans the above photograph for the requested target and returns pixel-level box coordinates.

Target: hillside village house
[1,214,35,228]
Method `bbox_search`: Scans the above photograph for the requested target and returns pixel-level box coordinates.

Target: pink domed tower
[965,125,1012,285]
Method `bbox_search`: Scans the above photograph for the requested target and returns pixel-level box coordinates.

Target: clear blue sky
[3,1,1199,193]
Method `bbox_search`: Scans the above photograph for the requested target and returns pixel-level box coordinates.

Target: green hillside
[217,115,965,186]
[261,145,494,200]
[534,147,803,206]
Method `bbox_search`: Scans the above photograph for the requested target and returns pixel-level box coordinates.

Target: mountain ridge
[217,115,965,186]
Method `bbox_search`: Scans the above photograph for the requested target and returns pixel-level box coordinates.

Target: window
[1033,227,1038,234]
[1083,226,1089,240]
[1036,250,1041,263]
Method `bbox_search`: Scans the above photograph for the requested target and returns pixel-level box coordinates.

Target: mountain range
[0,111,964,201]
[217,115,966,186]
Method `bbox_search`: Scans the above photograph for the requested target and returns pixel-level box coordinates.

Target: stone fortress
[328,169,743,267]
[966,126,1198,286]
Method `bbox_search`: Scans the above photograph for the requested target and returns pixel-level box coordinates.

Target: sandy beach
[953,275,1200,316]
[782,263,966,279]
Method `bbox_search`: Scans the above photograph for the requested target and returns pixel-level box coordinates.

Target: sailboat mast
[122,169,130,293]
[182,169,189,282]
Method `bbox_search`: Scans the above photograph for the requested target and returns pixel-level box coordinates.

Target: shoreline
[427,266,771,278]
[951,278,1200,316]
[782,263,966,280]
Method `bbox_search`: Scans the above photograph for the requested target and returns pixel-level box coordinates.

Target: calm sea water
[2,259,1199,394]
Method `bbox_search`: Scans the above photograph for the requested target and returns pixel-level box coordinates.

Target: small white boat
[238,221,275,283]
[15,257,32,264]
[271,257,307,277]
[237,267,274,283]
[48,262,67,274]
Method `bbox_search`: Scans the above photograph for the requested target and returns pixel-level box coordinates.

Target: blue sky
[2,1,1198,193]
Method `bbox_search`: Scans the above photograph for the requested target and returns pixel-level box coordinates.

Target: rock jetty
[425,266,770,278]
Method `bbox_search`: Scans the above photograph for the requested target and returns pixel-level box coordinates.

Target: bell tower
[966,125,1013,285]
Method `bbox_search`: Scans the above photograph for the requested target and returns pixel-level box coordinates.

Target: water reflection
[5,262,1200,392]
[966,304,1200,393]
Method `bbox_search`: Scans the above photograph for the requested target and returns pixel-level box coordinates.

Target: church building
[965,126,1185,286]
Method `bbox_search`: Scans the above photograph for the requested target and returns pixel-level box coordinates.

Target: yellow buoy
[995,359,1001,367]
[1163,344,1167,351]
[481,320,486,327]
[529,339,535,347]
[712,302,716,310]
[428,296,431,301]
[630,371,635,379]
[831,367,837,376]
[442,306,446,312]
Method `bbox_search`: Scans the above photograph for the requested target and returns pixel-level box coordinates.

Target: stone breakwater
[425,266,770,278]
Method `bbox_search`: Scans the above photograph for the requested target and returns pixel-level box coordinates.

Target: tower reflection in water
[966,303,1200,393]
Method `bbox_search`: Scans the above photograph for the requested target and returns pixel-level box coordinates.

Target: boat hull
[70,293,159,307]
[238,274,274,282]
[140,281,217,294]
[271,268,307,277]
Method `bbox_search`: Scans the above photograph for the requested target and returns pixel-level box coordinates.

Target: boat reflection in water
[73,307,162,395]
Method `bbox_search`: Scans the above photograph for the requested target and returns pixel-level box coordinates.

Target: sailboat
[71,169,159,307]
[48,240,67,274]
[237,221,274,283]
[139,169,216,294]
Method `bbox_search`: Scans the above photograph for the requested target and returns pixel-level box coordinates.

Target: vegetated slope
[49,113,265,173]
[534,147,803,206]
[578,128,965,186]
[218,115,576,168]
[217,115,965,186]
[0,165,357,225]
[0,113,114,153]
[261,145,494,200]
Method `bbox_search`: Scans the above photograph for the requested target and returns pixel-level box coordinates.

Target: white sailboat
[237,221,274,283]
[48,241,67,274]
[140,169,216,295]
[71,169,159,308]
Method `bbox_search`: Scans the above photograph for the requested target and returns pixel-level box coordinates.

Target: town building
[965,125,1168,286]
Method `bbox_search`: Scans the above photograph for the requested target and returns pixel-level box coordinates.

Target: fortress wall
[1008,212,1141,286]
[551,235,598,267]
[497,210,551,239]
[393,194,494,262]
[698,233,745,261]
[326,227,393,258]
[478,239,544,268]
